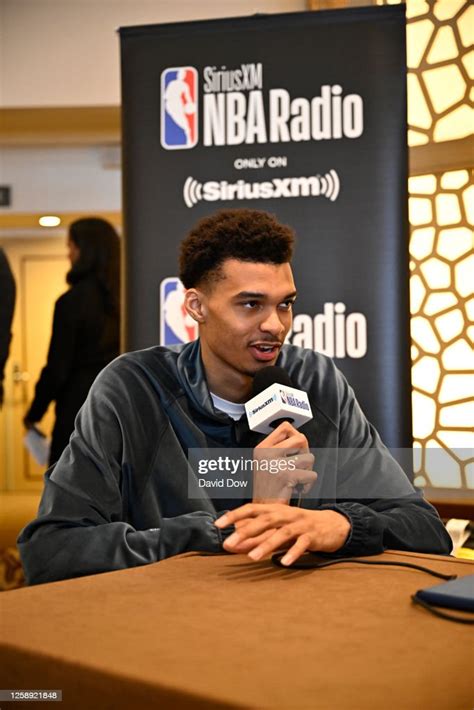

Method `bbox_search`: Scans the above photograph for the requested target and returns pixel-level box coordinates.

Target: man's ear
[184,288,207,323]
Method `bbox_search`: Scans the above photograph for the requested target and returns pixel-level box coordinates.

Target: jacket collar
[176,339,229,422]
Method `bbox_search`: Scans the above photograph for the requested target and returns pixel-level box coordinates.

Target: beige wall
[0,0,307,108]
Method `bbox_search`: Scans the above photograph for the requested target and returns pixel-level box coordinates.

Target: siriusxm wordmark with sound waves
[183,171,340,208]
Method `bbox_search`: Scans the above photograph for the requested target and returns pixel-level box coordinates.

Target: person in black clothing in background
[0,247,16,408]
[23,218,120,465]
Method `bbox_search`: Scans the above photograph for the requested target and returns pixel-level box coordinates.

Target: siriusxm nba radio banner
[120,5,411,449]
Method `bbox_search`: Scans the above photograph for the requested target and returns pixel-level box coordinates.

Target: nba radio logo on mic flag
[160,278,198,346]
[161,67,198,149]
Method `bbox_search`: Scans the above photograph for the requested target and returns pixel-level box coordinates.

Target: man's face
[192,258,297,400]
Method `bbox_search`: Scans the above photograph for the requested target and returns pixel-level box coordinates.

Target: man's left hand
[215,504,351,566]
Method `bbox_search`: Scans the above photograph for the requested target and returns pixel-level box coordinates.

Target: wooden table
[1,550,473,709]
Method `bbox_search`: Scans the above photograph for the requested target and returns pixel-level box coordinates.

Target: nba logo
[161,67,198,149]
[160,277,198,345]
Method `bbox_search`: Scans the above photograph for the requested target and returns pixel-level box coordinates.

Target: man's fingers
[254,448,316,477]
[224,520,274,546]
[247,526,308,561]
[255,422,309,452]
[257,436,309,456]
[223,507,302,544]
[286,452,315,470]
[279,535,312,566]
[285,467,318,489]
[224,529,278,554]
[256,421,300,446]
[215,503,287,528]
[273,434,309,453]
[220,507,349,562]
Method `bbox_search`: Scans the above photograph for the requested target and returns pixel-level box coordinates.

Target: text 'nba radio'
[161,63,364,149]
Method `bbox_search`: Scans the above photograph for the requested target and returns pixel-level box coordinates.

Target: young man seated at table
[18,209,451,585]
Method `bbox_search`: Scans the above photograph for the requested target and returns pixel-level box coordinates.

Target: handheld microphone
[245,366,313,435]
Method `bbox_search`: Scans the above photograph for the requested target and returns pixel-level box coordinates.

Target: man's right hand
[252,421,317,504]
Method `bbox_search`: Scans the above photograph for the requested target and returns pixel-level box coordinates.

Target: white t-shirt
[210,392,245,421]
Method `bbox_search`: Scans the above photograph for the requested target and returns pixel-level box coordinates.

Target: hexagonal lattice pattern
[409,169,474,490]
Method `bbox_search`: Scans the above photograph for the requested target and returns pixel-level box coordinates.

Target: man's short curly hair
[179,209,295,289]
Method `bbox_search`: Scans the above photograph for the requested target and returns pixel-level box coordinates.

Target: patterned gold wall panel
[378,1,473,147]
[376,0,473,494]
[409,169,474,490]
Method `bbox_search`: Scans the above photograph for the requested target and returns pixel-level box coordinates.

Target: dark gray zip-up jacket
[18,341,452,585]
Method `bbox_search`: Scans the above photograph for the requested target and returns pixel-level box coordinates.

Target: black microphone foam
[251,366,293,397]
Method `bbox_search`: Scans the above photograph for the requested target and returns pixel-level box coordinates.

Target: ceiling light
[39,215,61,227]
